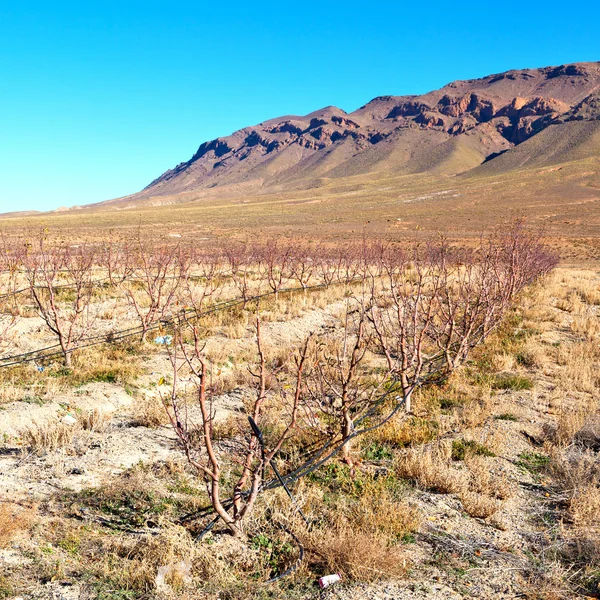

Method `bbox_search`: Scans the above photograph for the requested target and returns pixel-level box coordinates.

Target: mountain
[102,61,600,208]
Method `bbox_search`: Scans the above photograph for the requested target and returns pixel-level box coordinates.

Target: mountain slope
[102,61,600,207]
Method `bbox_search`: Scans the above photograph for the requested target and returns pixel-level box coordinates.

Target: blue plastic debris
[36,365,45,372]
[154,335,173,346]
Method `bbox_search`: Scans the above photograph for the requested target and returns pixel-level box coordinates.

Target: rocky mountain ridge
[114,61,600,204]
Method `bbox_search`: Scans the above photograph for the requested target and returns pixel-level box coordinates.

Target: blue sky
[0,1,598,213]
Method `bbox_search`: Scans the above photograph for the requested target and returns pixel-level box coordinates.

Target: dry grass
[556,340,600,394]
[21,420,79,453]
[458,490,503,519]
[395,443,466,494]
[135,394,171,428]
[569,483,600,527]
[548,447,600,527]
[519,561,577,600]
[304,526,409,582]
[543,406,593,446]
[0,502,33,548]
[80,408,112,432]
[0,366,66,405]
[68,343,143,386]
[369,413,439,448]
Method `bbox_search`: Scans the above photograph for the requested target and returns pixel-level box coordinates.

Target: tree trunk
[340,410,354,465]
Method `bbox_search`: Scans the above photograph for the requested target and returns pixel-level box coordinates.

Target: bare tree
[0,233,20,356]
[290,245,316,292]
[306,303,388,465]
[119,235,186,341]
[367,244,447,413]
[166,317,312,538]
[224,242,258,304]
[98,231,133,286]
[257,239,294,299]
[22,234,96,367]
[178,246,225,314]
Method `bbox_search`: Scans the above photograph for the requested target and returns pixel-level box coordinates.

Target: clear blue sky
[0,1,598,213]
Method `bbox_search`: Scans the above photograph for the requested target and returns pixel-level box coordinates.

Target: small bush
[459,490,503,519]
[494,413,518,421]
[396,445,466,494]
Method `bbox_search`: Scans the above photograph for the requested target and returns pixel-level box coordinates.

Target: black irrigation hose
[0,279,343,368]
[265,524,305,585]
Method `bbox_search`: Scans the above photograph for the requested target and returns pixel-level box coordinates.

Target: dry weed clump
[345,484,422,541]
[367,413,439,449]
[519,561,577,600]
[517,337,549,370]
[556,341,600,394]
[452,385,495,430]
[68,343,143,386]
[465,456,502,496]
[0,502,33,548]
[570,313,600,341]
[569,484,600,528]
[21,420,79,453]
[135,394,171,428]
[396,443,509,519]
[543,405,594,446]
[458,491,503,519]
[0,365,65,406]
[548,447,600,528]
[395,444,466,494]
[304,526,409,582]
[83,527,197,595]
[80,408,112,432]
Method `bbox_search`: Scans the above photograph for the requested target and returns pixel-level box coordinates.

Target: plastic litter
[62,415,78,426]
[318,573,341,589]
[154,335,173,346]
[36,365,45,372]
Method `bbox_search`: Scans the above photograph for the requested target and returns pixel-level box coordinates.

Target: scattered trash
[318,573,341,589]
[155,560,192,592]
[62,415,78,426]
[36,365,45,372]
[154,335,173,346]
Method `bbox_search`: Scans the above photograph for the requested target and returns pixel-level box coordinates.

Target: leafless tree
[178,246,226,314]
[224,242,257,304]
[257,239,294,299]
[306,303,389,465]
[22,234,96,367]
[290,246,316,291]
[119,235,186,341]
[165,317,312,538]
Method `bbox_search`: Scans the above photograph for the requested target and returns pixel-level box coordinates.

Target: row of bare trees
[0,222,556,368]
[160,222,558,538]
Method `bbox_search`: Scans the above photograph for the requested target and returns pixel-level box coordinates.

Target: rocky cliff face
[128,62,600,201]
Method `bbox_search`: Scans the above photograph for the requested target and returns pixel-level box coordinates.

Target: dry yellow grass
[21,420,79,453]
[395,443,466,494]
[0,502,33,548]
[80,408,112,432]
[458,491,503,519]
[135,394,171,428]
[303,526,409,582]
